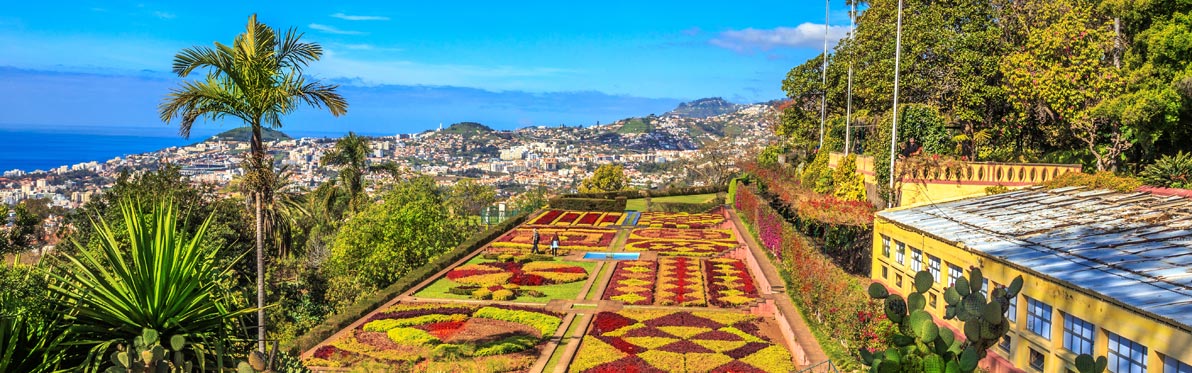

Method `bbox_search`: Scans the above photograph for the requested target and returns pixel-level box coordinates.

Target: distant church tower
[438,122,443,132]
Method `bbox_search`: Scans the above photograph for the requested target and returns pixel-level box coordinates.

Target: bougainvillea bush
[704,258,759,308]
[655,257,706,307]
[304,303,563,371]
[528,210,625,227]
[486,227,616,253]
[568,310,795,373]
[635,212,726,229]
[602,260,657,305]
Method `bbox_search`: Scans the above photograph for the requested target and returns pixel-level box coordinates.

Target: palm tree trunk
[256,194,265,352]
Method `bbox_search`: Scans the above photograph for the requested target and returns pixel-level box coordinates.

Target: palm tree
[159,14,347,351]
[239,164,309,258]
[321,132,405,215]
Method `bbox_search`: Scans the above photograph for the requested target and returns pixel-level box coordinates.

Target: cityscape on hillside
[4,2,1192,373]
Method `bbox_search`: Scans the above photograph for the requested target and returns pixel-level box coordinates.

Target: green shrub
[363,314,466,332]
[491,289,515,301]
[286,212,530,355]
[386,327,440,346]
[1140,151,1192,189]
[984,185,1009,195]
[431,344,471,360]
[473,335,538,357]
[473,307,561,337]
[563,185,727,199]
[832,154,867,202]
[802,150,833,194]
[651,201,722,213]
[547,197,626,211]
[471,289,493,300]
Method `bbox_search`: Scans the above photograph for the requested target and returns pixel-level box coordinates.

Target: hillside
[440,122,494,137]
[208,127,292,142]
[667,97,741,118]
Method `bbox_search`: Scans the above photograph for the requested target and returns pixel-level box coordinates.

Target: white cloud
[331,13,389,21]
[153,11,175,19]
[309,23,365,35]
[710,23,851,52]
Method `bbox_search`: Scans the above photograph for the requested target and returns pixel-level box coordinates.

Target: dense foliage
[781,0,1192,174]
[579,164,629,193]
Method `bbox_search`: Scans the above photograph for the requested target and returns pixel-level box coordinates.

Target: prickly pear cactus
[104,328,271,373]
[862,269,1106,373]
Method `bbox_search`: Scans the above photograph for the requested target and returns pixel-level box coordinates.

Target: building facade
[870,187,1192,373]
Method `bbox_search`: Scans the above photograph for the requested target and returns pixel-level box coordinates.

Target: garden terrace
[301,207,823,372]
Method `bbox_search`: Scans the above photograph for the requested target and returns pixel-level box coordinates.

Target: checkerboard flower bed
[629,228,737,243]
[624,238,737,257]
[704,258,759,308]
[446,260,588,288]
[304,303,562,371]
[655,257,706,307]
[528,210,625,227]
[486,227,615,253]
[635,212,725,229]
[568,310,796,373]
[602,260,657,305]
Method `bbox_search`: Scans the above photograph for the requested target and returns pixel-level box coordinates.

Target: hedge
[285,211,532,355]
[547,197,627,212]
[649,200,723,214]
[562,184,727,200]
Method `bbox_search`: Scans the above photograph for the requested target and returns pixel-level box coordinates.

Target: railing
[829,152,1081,186]
[794,360,840,373]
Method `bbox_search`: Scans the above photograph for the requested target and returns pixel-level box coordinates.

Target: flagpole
[845,0,856,156]
[818,0,830,149]
[888,0,904,208]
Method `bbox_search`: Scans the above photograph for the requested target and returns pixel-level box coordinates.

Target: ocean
[0,128,208,173]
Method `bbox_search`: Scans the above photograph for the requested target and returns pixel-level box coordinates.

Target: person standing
[531,228,540,254]
[899,137,922,159]
[550,234,560,256]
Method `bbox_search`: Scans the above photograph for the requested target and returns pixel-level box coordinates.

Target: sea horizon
[0,125,425,174]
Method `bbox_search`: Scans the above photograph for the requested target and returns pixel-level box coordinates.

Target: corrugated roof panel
[883,188,1192,331]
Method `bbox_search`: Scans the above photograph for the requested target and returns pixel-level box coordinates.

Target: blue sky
[0,1,854,136]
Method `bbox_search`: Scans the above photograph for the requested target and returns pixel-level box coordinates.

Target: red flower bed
[602,260,656,305]
[487,227,616,252]
[656,257,706,306]
[446,260,587,287]
[312,345,350,360]
[423,320,466,340]
[704,258,759,308]
[624,239,736,257]
[577,212,600,225]
[635,212,725,229]
[599,213,622,226]
[529,210,564,225]
[628,228,737,243]
[556,211,581,225]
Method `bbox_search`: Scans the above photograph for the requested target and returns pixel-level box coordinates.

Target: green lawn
[624,193,719,211]
[413,257,598,303]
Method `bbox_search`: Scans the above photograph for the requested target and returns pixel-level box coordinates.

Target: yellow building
[870,186,1192,373]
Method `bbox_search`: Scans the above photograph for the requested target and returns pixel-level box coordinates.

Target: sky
[0,1,855,136]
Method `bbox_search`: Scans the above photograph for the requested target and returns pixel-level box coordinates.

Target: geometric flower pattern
[624,238,737,257]
[705,258,759,308]
[528,210,625,227]
[487,227,616,253]
[602,260,656,305]
[628,228,738,243]
[656,257,706,306]
[635,212,725,229]
[569,310,795,373]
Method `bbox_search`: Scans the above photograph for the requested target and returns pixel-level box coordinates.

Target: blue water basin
[582,252,641,260]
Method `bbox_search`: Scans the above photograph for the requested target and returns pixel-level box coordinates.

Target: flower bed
[486,227,616,253]
[415,257,595,302]
[304,303,563,371]
[628,228,737,243]
[527,210,625,227]
[635,212,725,229]
[704,258,759,308]
[447,260,588,287]
[655,257,706,306]
[568,310,795,373]
[602,260,657,305]
[624,239,736,257]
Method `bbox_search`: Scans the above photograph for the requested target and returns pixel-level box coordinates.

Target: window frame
[1164,355,1192,373]
[1062,313,1095,355]
[947,263,963,287]
[882,235,891,258]
[1026,297,1053,340]
[1107,332,1147,373]
[928,255,941,282]
[1029,347,1045,372]
[896,241,906,265]
[911,248,923,272]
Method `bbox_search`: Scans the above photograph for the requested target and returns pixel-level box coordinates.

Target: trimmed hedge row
[547,197,627,212]
[649,200,723,213]
[562,184,727,200]
[285,211,532,355]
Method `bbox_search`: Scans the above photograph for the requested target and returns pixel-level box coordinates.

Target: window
[1107,332,1147,373]
[882,265,888,279]
[1063,313,1095,355]
[981,278,989,298]
[1029,348,1045,371]
[929,292,937,308]
[896,274,903,287]
[882,235,891,258]
[1007,291,1018,322]
[1026,297,1052,340]
[947,263,963,286]
[1165,356,1192,373]
[928,255,941,282]
[999,335,1011,352]
[896,242,906,265]
[911,249,923,272]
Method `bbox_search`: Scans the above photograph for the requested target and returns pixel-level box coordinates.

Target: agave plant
[0,266,68,373]
[1140,151,1192,189]
[50,200,255,370]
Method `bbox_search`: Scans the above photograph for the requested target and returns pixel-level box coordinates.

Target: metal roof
[878,186,1192,330]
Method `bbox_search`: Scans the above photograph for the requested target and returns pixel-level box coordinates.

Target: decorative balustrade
[829,152,1081,186]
